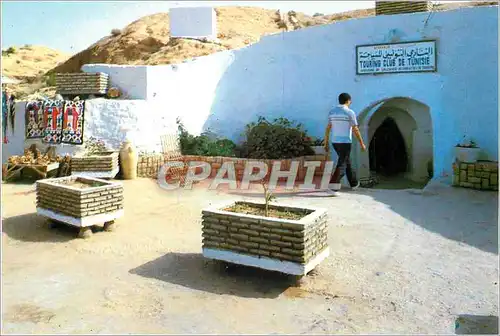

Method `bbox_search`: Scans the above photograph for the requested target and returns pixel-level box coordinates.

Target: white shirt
[328,104,358,143]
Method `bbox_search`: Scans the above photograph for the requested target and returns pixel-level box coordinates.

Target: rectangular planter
[71,151,119,178]
[36,175,124,228]
[56,72,109,95]
[312,146,326,155]
[201,201,329,275]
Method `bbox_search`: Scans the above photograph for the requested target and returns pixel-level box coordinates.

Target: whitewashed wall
[158,5,498,181]
[146,51,235,136]
[169,7,217,41]
[2,98,177,163]
[82,64,148,99]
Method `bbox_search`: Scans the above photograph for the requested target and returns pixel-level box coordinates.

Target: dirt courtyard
[1,178,498,334]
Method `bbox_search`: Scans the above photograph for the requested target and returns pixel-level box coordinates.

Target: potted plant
[311,138,325,155]
[455,136,480,163]
[71,137,119,178]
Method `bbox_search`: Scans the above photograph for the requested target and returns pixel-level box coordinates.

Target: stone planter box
[201,200,329,275]
[36,176,124,238]
[452,160,498,191]
[312,146,326,155]
[71,151,119,178]
[455,146,481,163]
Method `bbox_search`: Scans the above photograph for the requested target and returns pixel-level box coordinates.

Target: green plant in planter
[312,137,324,146]
[240,116,315,159]
[456,136,478,148]
[84,137,108,156]
[176,118,237,157]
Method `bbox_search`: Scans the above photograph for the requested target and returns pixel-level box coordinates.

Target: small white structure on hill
[169,7,217,41]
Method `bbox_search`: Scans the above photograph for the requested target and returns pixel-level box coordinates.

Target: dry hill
[1,45,69,99]
[49,2,499,74]
[2,45,69,79]
[51,7,326,73]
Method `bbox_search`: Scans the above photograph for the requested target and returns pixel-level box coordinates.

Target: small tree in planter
[260,178,276,217]
[455,136,481,163]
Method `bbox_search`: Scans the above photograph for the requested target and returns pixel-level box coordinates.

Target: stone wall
[452,160,498,191]
[202,202,328,264]
[182,155,328,181]
[375,1,431,15]
[56,72,109,95]
[71,152,119,172]
[36,176,124,218]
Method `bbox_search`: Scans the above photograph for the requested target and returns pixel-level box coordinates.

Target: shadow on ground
[129,252,298,299]
[455,314,499,334]
[354,187,499,254]
[2,213,77,243]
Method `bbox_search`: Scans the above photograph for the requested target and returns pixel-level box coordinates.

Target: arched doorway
[369,117,408,176]
[354,97,433,187]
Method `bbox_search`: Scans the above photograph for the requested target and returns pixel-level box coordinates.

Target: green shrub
[45,73,56,86]
[177,118,237,157]
[240,117,315,159]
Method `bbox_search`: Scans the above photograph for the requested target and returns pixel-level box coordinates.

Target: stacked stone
[71,152,118,172]
[202,205,328,264]
[375,1,431,15]
[453,160,498,191]
[137,153,164,178]
[36,177,123,218]
[56,72,109,95]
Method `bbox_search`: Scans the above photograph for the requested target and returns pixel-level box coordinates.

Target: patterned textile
[8,93,15,134]
[61,100,85,145]
[25,101,44,139]
[42,100,64,144]
[2,91,7,142]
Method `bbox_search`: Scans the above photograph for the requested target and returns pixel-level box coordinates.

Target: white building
[3,5,498,186]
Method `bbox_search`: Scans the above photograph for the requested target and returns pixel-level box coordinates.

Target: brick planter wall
[71,152,119,178]
[452,160,498,191]
[375,1,431,15]
[201,201,329,274]
[36,176,123,219]
[181,155,328,181]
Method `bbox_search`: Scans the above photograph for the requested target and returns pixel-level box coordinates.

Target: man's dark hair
[338,93,351,105]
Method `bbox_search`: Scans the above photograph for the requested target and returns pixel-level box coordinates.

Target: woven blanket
[61,100,85,145]
[25,101,44,139]
[2,91,7,141]
[42,100,64,144]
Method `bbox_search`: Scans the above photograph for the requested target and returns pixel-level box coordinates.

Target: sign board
[356,40,436,75]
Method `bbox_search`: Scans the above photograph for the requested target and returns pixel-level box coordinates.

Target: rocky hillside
[50,7,326,73]
[50,1,498,74]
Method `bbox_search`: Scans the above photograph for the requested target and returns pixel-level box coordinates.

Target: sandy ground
[1,178,498,334]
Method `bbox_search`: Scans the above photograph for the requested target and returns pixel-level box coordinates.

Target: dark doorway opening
[369,117,408,176]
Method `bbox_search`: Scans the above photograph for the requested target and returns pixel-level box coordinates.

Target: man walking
[324,93,366,192]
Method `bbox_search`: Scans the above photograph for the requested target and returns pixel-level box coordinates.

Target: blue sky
[1,1,377,53]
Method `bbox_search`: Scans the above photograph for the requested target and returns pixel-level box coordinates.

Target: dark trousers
[330,143,357,186]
